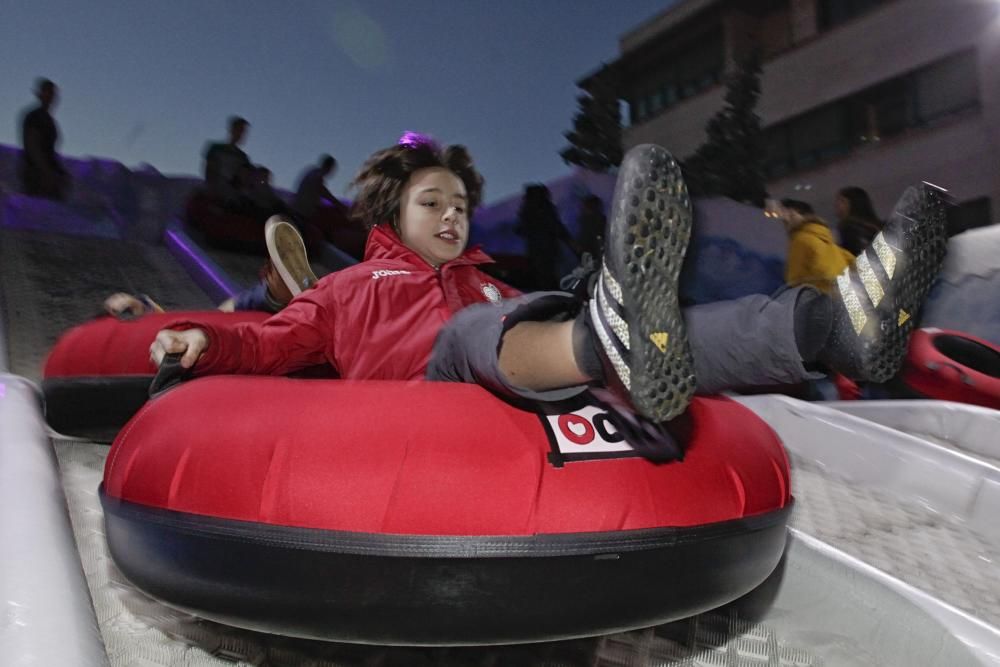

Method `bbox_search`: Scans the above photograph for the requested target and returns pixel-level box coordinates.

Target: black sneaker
[587,144,696,423]
[822,182,950,382]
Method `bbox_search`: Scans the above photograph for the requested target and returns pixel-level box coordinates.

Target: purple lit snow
[164,227,241,303]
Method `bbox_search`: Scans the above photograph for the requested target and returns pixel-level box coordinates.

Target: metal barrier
[0,242,109,664]
[0,374,110,666]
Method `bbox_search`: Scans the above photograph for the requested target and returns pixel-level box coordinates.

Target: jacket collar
[364,224,494,269]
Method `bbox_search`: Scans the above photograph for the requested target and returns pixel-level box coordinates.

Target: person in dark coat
[576,194,606,260]
[515,184,577,290]
[203,116,252,208]
[19,78,69,200]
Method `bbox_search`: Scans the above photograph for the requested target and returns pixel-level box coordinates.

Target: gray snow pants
[426,287,822,402]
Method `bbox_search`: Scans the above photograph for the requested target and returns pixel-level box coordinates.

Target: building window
[915,51,979,123]
[818,0,892,31]
[662,82,678,107]
[762,49,980,180]
[674,34,725,100]
[947,197,993,237]
[850,77,913,143]
[789,105,850,168]
[632,97,648,124]
[763,126,793,180]
[757,4,793,58]
[627,30,724,124]
[650,89,664,114]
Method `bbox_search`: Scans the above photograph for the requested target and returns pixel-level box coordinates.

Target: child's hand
[150,328,209,369]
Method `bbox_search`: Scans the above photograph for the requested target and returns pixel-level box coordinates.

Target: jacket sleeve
[168,285,337,376]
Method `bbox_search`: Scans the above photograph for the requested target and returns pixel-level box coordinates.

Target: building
[590,0,1000,234]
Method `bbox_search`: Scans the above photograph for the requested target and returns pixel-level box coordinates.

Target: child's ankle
[572,307,606,383]
[794,288,833,363]
[262,281,288,312]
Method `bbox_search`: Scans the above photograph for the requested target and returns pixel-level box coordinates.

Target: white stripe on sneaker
[836,270,868,335]
[590,296,631,390]
[598,273,630,351]
[855,252,884,308]
[602,265,623,305]
[872,233,896,280]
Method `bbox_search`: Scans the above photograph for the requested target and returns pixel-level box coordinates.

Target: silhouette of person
[19,78,69,200]
[244,165,288,223]
[515,184,577,290]
[293,154,338,221]
[773,198,853,294]
[835,186,883,257]
[203,116,252,208]
[293,154,364,258]
[576,194,606,260]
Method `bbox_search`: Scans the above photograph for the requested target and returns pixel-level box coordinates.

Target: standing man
[203,116,252,209]
[19,78,69,200]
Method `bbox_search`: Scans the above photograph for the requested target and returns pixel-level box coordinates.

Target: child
[775,198,854,294]
[150,133,949,458]
[104,216,318,318]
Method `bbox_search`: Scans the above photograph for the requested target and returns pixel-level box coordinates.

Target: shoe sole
[265,216,317,297]
[595,144,695,422]
[836,183,950,381]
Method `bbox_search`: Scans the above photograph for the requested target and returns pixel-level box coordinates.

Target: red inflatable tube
[101,377,792,644]
[44,311,271,377]
[901,328,1000,410]
[42,311,272,440]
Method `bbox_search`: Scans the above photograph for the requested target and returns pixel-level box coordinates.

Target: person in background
[105,217,316,318]
[775,198,854,294]
[576,194,606,261]
[203,116,252,209]
[19,78,69,200]
[292,154,364,257]
[515,184,578,290]
[835,186,883,257]
[244,165,289,223]
[293,154,339,222]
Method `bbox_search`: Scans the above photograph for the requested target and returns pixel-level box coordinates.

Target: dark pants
[426,288,821,402]
[20,163,69,201]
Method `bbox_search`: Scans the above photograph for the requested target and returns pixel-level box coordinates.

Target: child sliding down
[149,136,949,459]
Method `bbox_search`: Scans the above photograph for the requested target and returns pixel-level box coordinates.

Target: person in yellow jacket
[773,198,854,293]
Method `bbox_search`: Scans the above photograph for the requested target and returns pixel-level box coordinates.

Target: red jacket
[172,225,520,380]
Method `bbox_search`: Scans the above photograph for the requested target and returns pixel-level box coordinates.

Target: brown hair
[350,143,485,231]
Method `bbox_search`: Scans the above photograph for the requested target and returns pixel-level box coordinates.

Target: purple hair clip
[398,131,440,152]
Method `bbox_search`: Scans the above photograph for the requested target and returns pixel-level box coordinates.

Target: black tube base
[102,487,792,646]
[43,376,152,442]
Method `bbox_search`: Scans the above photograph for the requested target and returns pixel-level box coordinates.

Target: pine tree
[682,53,768,206]
[560,66,623,173]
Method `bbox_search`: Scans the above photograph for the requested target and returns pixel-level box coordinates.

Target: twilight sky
[0,0,676,203]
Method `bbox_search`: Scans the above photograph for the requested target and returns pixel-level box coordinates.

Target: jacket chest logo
[481,282,502,305]
[371,269,411,280]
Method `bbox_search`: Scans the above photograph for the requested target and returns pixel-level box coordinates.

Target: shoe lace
[588,388,687,462]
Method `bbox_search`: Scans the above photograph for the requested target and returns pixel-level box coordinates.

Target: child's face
[398,167,469,268]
